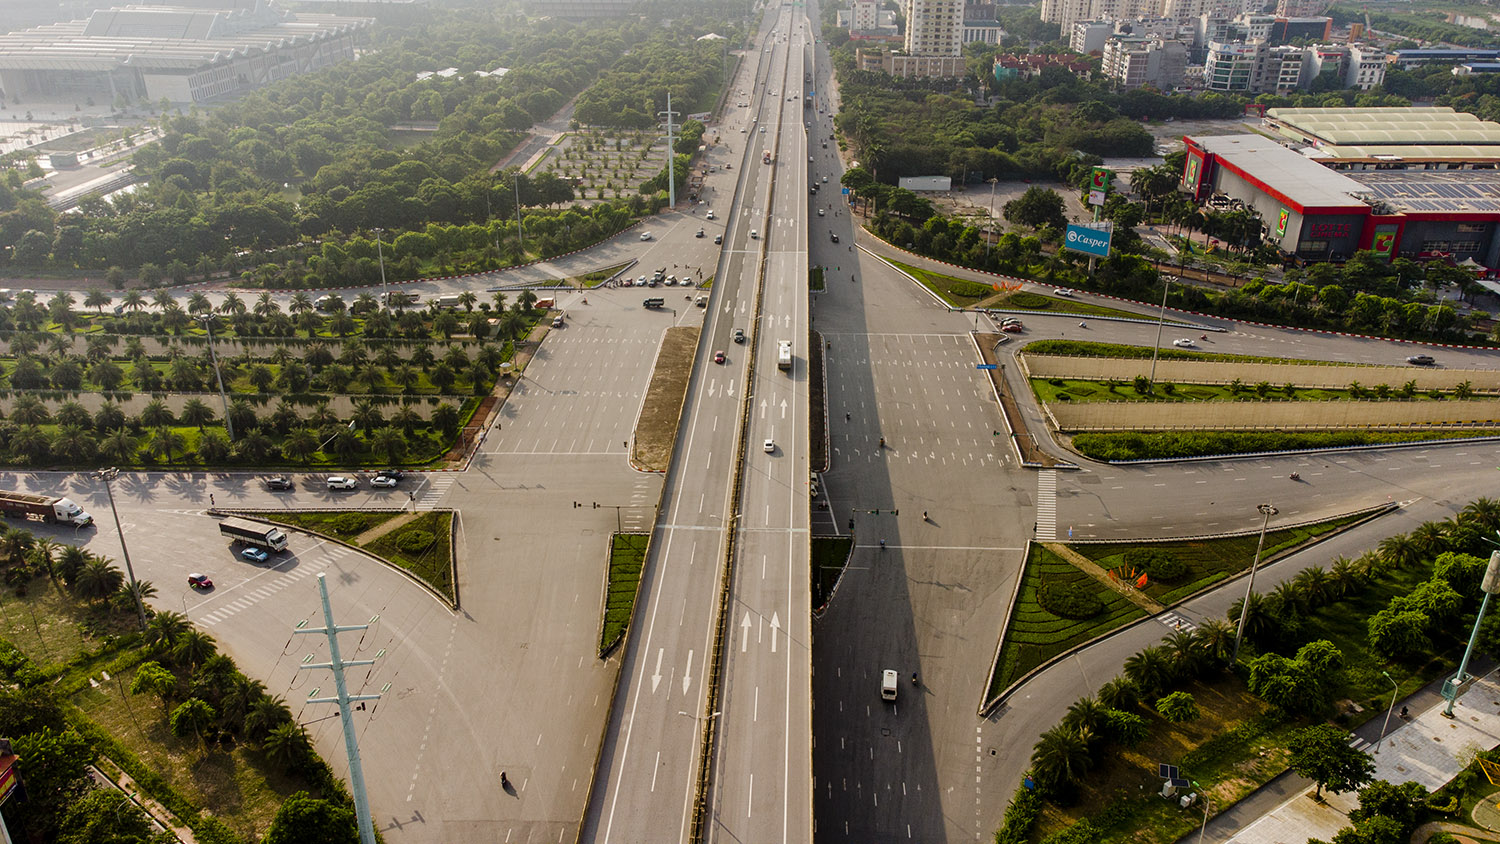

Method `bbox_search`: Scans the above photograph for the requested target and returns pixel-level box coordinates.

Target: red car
[714,350,726,364]
[188,573,214,590]
[1001,322,1023,333]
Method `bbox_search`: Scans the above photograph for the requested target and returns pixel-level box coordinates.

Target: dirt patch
[633,326,700,472]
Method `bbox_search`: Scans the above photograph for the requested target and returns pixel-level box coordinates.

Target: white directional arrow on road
[759,398,769,418]
[740,612,752,652]
[770,613,781,653]
[652,648,664,693]
[780,399,789,419]
[682,649,695,695]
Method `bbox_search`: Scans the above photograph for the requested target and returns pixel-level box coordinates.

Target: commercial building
[0,0,370,105]
[904,0,964,56]
[1389,48,1500,70]
[856,48,967,78]
[1274,0,1327,16]
[1102,34,1188,88]
[1202,39,1381,94]
[1182,133,1500,268]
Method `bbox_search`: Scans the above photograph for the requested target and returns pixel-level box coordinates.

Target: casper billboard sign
[1064,224,1112,258]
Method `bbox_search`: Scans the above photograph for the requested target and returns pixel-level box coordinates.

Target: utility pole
[1147,278,1171,387]
[660,92,679,210]
[1442,549,1500,717]
[295,573,381,844]
[197,314,233,440]
[94,468,146,632]
[513,175,525,257]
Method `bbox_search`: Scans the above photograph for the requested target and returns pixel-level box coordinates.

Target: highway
[580,9,811,843]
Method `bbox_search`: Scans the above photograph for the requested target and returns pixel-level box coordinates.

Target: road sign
[976,364,998,370]
[1088,189,1107,207]
[1064,223,1111,258]
[842,187,850,195]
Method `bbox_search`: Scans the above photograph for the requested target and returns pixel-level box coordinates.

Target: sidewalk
[1194,664,1500,844]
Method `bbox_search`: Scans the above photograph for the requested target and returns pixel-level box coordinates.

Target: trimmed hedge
[1073,430,1500,462]
[996,780,1043,844]
[1124,548,1185,582]
[395,529,435,554]
[1038,578,1104,619]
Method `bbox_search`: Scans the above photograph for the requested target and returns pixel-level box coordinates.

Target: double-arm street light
[196,313,233,440]
[372,228,388,312]
[94,468,147,631]
[1231,503,1278,662]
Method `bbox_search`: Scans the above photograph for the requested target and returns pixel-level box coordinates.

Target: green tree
[130,661,179,710]
[144,611,189,650]
[74,557,124,604]
[1289,724,1375,798]
[11,727,94,837]
[265,791,358,844]
[263,722,313,770]
[169,697,217,746]
[57,786,158,844]
[1154,691,1200,723]
[172,629,217,670]
[1003,186,1068,231]
[1029,724,1092,791]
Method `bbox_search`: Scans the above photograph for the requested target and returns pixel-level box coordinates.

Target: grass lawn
[579,261,635,288]
[0,575,324,842]
[988,546,1145,699]
[361,510,455,603]
[1035,682,1296,844]
[985,288,1149,321]
[810,266,825,292]
[883,259,998,308]
[256,510,404,541]
[1071,512,1370,606]
[1072,428,1500,462]
[1024,339,1382,366]
[602,533,648,655]
[72,668,307,842]
[811,535,852,610]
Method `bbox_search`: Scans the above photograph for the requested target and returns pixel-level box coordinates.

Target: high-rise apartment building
[1102,34,1188,88]
[852,0,879,32]
[904,0,964,56]
[1274,0,1328,17]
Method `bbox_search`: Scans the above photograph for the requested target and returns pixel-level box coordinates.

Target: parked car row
[261,471,406,492]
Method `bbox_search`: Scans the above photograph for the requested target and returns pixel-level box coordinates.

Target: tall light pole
[513,174,526,257]
[196,314,232,440]
[1376,671,1398,753]
[372,228,387,312]
[1147,278,1171,386]
[1442,549,1500,717]
[1192,783,1211,844]
[1231,502,1277,662]
[987,177,1000,254]
[94,468,146,631]
[659,91,679,210]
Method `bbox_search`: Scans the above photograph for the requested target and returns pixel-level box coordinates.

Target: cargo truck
[218,517,289,552]
[643,297,665,309]
[777,340,792,370]
[0,490,93,527]
[534,297,556,309]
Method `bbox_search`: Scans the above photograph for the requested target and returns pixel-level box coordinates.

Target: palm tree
[1194,618,1237,669]
[54,545,89,586]
[263,722,312,768]
[1030,724,1093,791]
[219,674,266,733]
[169,697,217,747]
[180,398,215,429]
[84,288,112,314]
[172,629,217,670]
[1096,677,1137,710]
[1228,591,1273,643]
[26,538,57,585]
[187,292,212,315]
[1291,566,1332,609]
[148,427,186,463]
[289,292,313,314]
[144,610,190,650]
[1061,695,1107,737]
[491,291,508,312]
[0,527,35,567]
[1328,557,1367,599]
[254,291,280,318]
[457,291,477,311]
[1461,497,1500,533]
[1122,646,1175,700]
[245,694,292,742]
[74,557,125,604]
[369,428,407,463]
[99,430,139,464]
[122,289,146,313]
[218,292,245,316]
[1163,628,1204,679]
[1410,522,1451,559]
[282,428,319,464]
[1378,533,1423,571]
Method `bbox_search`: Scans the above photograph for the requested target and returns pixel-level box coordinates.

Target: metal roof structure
[1264,106,1500,159]
[0,1,369,73]
[1195,134,1368,210]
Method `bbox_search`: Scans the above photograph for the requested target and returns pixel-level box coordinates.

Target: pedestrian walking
[209,493,215,507]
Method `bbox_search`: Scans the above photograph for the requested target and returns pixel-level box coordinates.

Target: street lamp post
[196,314,233,440]
[1442,549,1500,717]
[1147,278,1171,386]
[1231,503,1278,662]
[1193,783,1211,844]
[1377,671,1398,753]
[372,228,387,312]
[94,468,147,631]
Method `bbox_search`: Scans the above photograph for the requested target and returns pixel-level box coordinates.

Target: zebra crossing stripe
[1035,470,1058,541]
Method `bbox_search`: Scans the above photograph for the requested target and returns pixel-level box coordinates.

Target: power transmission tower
[295,574,382,844]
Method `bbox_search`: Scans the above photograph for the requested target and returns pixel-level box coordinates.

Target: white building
[1345,44,1387,90]
[1071,20,1115,53]
[904,0,964,56]
[962,2,1006,43]
[852,0,879,32]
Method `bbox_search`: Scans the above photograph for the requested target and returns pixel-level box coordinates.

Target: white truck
[0,490,93,527]
[218,517,289,552]
[777,340,792,371]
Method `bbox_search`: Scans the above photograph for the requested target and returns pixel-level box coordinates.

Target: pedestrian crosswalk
[416,475,455,510]
[1036,470,1057,541]
[196,550,343,625]
[1157,611,1197,632]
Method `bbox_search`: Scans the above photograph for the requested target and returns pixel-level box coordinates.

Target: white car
[1172,338,1196,348]
[326,476,358,490]
[817,208,825,216]
[764,439,776,453]
[1053,287,1073,297]
[749,229,759,239]
[640,232,652,241]
[370,475,399,488]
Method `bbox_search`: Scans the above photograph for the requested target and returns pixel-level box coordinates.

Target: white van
[881,669,898,701]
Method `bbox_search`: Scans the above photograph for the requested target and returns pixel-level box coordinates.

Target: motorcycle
[1290,472,1300,481]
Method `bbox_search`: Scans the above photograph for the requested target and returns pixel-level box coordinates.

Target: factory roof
[1264,106,1500,158]
[0,1,370,72]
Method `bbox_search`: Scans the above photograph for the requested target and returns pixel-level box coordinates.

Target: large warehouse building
[1182,133,1500,268]
[0,0,372,106]
[1259,106,1500,167]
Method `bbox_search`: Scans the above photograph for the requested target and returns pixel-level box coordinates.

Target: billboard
[1371,224,1399,258]
[1182,152,1204,195]
[1064,224,1112,258]
[1090,167,1112,192]
[1276,208,1289,238]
